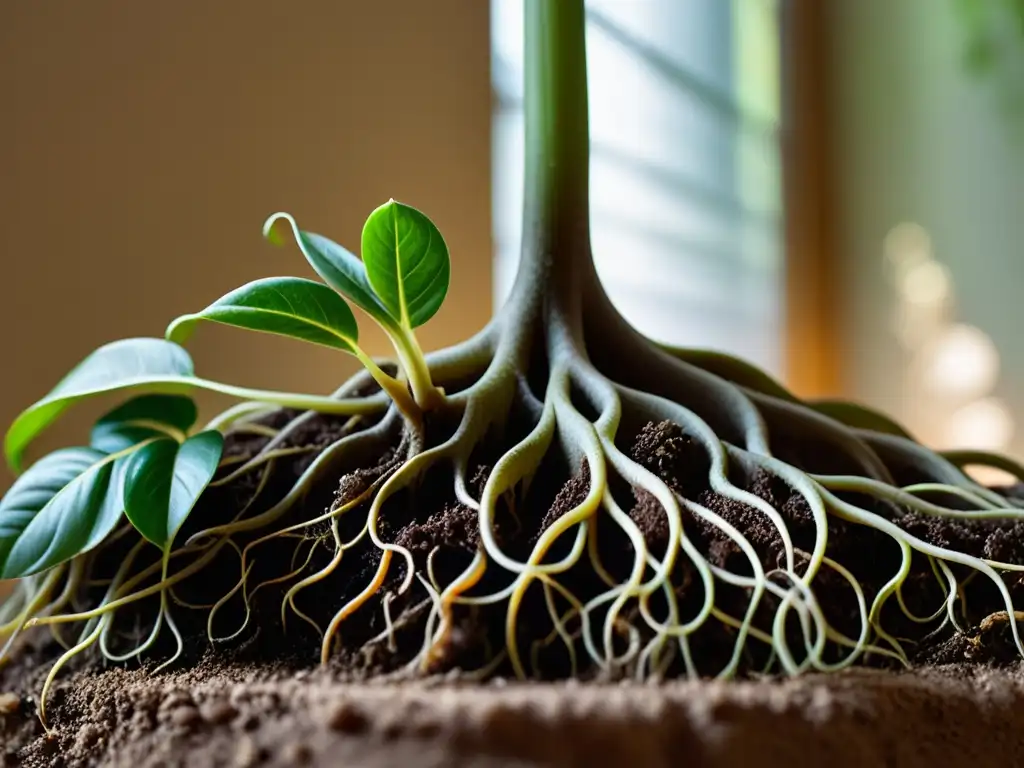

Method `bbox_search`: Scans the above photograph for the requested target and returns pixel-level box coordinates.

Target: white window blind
[492,0,784,374]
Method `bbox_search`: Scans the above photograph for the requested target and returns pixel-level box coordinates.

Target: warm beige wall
[0,1,492,491]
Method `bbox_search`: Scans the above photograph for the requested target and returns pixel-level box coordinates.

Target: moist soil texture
[3,412,1024,766]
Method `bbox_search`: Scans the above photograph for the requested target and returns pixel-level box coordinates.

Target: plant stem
[191,379,384,415]
[391,331,445,411]
[508,0,594,324]
[350,346,423,422]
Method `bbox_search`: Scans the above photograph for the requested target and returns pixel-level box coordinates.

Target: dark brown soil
[4,411,1024,765]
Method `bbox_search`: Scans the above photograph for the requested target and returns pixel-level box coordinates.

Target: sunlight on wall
[832,0,1024,477]
[885,221,1014,482]
[492,0,783,374]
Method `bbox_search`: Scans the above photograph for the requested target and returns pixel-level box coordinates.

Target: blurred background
[2,0,1024,501]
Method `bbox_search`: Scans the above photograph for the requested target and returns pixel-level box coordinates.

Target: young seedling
[263,199,450,412]
[4,0,1024,732]
[167,276,421,422]
[169,199,452,424]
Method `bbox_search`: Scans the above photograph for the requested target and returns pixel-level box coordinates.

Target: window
[492,0,784,374]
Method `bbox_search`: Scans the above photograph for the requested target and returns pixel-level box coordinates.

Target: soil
[6,660,1024,767]
[4,411,1024,766]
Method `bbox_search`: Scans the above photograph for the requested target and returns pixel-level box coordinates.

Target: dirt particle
[985,523,1024,564]
[229,684,252,707]
[630,420,710,499]
[130,707,157,733]
[629,488,670,555]
[0,693,20,715]
[257,691,283,711]
[234,735,264,767]
[476,705,530,752]
[159,689,194,713]
[75,722,104,751]
[200,700,238,726]
[537,463,591,535]
[281,741,313,764]
[327,701,369,734]
[410,719,442,739]
[394,503,480,553]
[170,704,202,729]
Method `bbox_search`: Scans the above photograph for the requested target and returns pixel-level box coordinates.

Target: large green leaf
[263,212,393,327]
[91,395,199,454]
[0,447,103,570]
[5,339,196,473]
[123,431,224,550]
[0,450,129,578]
[166,277,360,353]
[361,200,450,329]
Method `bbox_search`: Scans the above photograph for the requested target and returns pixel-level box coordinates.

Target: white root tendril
[14,293,1024,727]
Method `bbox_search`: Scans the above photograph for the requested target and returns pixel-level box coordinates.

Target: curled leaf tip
[262,212,298,247]
[165,315,196,345]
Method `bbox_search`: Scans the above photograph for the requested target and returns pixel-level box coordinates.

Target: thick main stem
[508,0,595,327]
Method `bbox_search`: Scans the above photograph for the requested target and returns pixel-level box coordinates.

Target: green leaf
[361,200,450,329]
[166,277,360,354]
[0,448,103,571]
[5,339,196,474]
[263,212,394,327]
[91,395,199,453]
[123,431,224,550]
[0,449,129,578]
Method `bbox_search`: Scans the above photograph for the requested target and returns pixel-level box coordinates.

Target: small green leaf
[5,339,196,474]
[166,277,360,353]
[361,200,450,329]
[263,212,395,327]
[123,431,224,550]
[0,450,129,578]
[91,395,199,453]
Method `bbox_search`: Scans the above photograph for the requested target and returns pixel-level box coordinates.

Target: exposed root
[8,1,1024,728]
[9,278,1024,727]
[11,297,1024,706]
